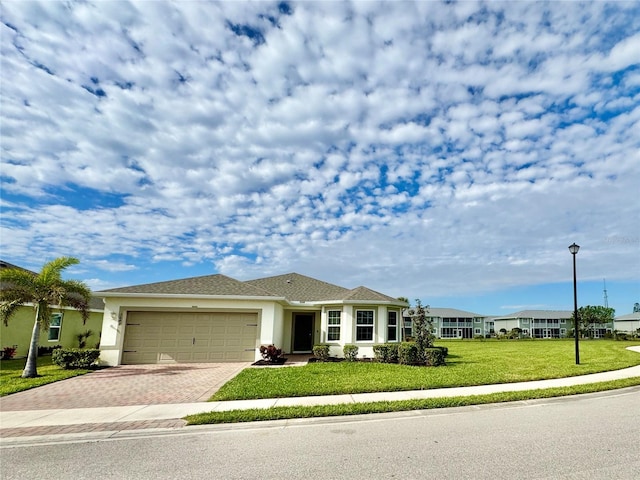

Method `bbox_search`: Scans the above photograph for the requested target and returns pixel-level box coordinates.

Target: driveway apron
[0,363,249,411]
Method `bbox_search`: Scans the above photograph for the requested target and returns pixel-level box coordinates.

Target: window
[48,313,63,341]
[522,329,529,336]
[327,311,341,341]
[474,328,481,335]
[387,311,398,342]
[522,319,529,324]
[356,310,374,342]
[560,328,567,336]
[474,318,481,323]
[403,318,413,338]
[560,319,566,324]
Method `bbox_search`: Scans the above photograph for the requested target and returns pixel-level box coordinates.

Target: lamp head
[568,243,580,255]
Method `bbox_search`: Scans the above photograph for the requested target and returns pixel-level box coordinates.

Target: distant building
[403,307,490,339]
[614,312,640,334]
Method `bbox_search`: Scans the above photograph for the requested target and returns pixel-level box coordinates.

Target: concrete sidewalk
[2,346,640,441]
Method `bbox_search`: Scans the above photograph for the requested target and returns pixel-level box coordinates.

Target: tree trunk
[22,304,41,378]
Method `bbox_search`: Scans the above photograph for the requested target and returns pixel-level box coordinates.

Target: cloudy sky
[1,1,639,316]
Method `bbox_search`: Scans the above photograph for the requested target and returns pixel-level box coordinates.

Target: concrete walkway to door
[0,362,250,411]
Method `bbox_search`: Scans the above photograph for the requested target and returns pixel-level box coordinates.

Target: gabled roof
[493,310,573,320]
[341,286,402,303]
[100,274,279,298]
[615,312,640,321]
[245,272,349,302]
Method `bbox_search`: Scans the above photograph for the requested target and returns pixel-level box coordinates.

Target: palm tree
[0,257,91,378]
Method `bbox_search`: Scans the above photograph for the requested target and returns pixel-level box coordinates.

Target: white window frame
[327,310,341,342]
[474,318,481,323]
[474,328,481,335]
[560,319,566,324]
[48,313,63,342]
[355,309,375,342]
[387,311,399,342]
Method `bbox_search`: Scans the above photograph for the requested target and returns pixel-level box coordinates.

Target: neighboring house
[614,312,640,334]
[403,308,489,339]
[0,260,104,357]
[97,272,408,366]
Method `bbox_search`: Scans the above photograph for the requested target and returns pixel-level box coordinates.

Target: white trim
[355,309,375,342]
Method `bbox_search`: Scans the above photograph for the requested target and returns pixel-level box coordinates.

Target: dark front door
[293,314,314,352]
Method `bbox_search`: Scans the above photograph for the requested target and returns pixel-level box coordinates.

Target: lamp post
[569,243,580,365]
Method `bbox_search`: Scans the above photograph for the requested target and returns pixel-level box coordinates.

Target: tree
[572,305,615,338]
[0,257,91,378]
[407,299,434,355]
[633,303,640,313]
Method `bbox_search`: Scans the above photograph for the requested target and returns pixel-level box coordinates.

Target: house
[0,260,104,357]
[614,312,640,334]
[403,308,490,339]
[97,272,408,365]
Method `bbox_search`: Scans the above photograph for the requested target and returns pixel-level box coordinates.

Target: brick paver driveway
[0,363,250,411]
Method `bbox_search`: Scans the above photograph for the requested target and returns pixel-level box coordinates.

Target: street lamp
[569,243,580,365]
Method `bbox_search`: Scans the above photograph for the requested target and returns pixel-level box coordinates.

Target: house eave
[97,292,287,302]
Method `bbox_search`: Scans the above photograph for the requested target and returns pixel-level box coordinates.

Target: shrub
[1,346,17,360]
[373,344,399,363]
[38,345,61,356]
[259,344,284,362]
[343,344,358,361]
[312,344,330,361]
[424,347,446,366]
[614,332,629,341]
[52,348,100,369]
[434,345,448,357]
[398,342,421,365]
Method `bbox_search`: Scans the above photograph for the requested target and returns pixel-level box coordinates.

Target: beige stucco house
[97,272,408,366]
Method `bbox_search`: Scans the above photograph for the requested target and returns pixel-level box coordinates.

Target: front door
[293,314,314,352]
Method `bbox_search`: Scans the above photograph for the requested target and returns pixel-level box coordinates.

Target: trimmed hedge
[343,344,359,361]
[52,348,100,369]
[373,344,399,363]
[312,344,330,361]
[398,342,421,365]
[424,347,446,366]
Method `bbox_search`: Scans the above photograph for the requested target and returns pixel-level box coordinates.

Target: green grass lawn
[212,340,640,401]
[0,356,92,397]
[188,377,640,425]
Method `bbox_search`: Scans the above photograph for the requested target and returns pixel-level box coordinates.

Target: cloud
[1,0,638,309]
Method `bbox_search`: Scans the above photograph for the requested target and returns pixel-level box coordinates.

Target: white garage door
[122,311,258,364]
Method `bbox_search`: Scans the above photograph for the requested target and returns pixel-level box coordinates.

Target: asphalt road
[2,388,639,479]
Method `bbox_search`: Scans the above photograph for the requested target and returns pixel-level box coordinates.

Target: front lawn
[0,356,92,397]
[212,340,640,401]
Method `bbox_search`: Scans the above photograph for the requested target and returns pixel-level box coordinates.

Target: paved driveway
[0,363,250,411]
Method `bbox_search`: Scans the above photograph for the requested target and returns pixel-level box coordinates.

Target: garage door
[122,311,258,364]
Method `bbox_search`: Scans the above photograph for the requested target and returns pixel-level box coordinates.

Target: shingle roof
[99,274,279,297]
[615,312,640,321]
[341,286,402,303]
[99,271,405,305]
[245,273,349,301]
[493,310,573,320]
